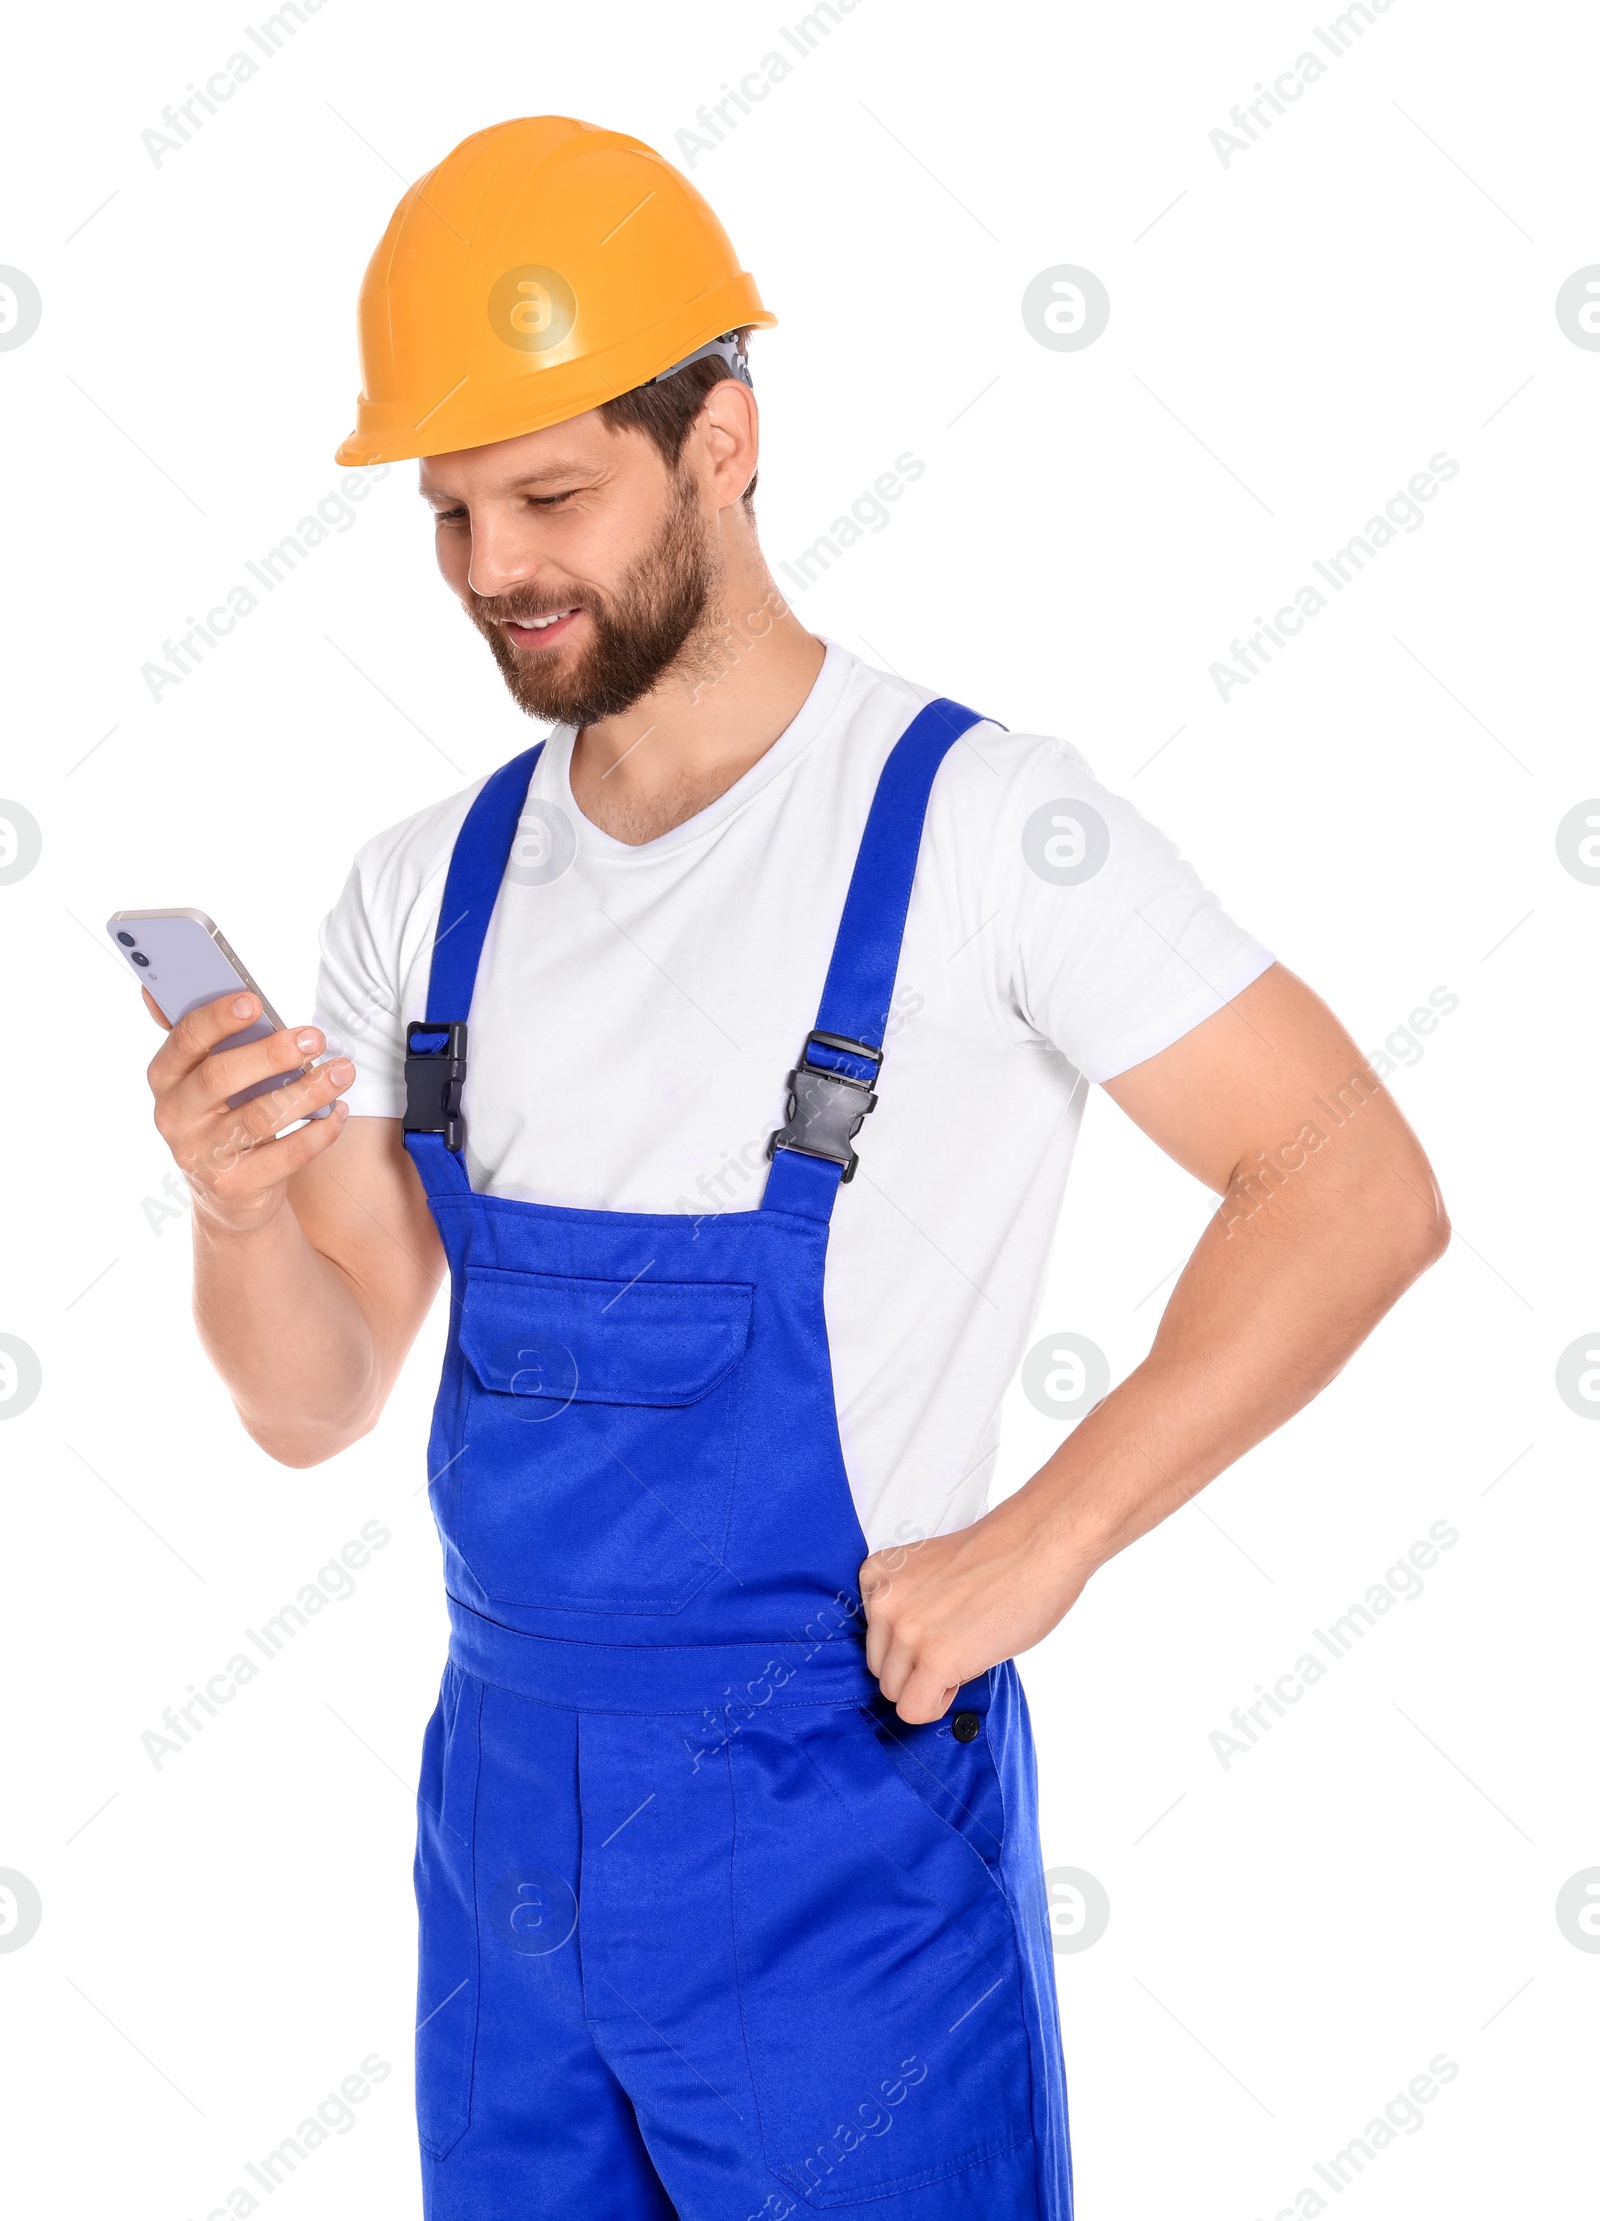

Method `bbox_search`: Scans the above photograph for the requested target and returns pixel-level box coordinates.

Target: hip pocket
[452,1266,753,1613]
[414,1667,483,2160]
[731,1710,1035,2208]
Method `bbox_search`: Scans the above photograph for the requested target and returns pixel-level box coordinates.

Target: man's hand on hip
[860,1496,1089,1725]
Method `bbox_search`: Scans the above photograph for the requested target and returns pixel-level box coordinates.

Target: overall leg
[415,1669,676,2220]
[989,1664,1075,2221]
[576,1697,1057,2220]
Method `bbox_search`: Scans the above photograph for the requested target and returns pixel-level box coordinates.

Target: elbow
[1387,1165,1451,1287]
[244,1425,344,1470]
[1419,1197,1452,1271]
[233,1348,390,1469]
[241,1402,382,1470]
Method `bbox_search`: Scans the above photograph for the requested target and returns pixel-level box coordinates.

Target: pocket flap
[459,1267,754,1408]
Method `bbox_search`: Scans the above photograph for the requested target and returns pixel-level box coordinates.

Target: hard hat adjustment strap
[651,333,752,388]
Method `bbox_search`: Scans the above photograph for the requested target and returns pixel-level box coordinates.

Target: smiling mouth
[503,607,581,649]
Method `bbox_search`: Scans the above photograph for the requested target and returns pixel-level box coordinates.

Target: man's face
[421,412,720,727]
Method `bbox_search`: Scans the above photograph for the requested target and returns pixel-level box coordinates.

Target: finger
[168,1059,354,1187]
[861,1572,896,1678]
[859,1550,897,1603]
[203,1099,351,1199]
[201,1056,355,1155]
[148,991,263,1089]
[142,987,173,1033]
[872,1633,917,1705]
[204,1103,350,1209]
[187,1025,332,1112]
[252,1056,356,1133]
[894,1671,960,1727]
[169,1034,339,1132]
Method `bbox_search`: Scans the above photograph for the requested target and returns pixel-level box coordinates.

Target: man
[144,118,1447,2221]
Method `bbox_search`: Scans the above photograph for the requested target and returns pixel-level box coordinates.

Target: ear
[694,378,760,511]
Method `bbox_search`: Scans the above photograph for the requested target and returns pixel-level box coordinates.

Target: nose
[466,513,546,601]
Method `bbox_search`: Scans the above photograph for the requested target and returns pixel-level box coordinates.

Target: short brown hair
[598,328,757,507]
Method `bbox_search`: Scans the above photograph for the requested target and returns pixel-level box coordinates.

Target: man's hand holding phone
[147,991,356,1232]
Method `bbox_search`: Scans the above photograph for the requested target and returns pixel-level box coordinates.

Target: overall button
[952,1710,981,1743]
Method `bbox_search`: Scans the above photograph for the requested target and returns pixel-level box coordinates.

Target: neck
[568,541,826,846]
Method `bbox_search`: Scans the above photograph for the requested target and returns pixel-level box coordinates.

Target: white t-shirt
[314,643,1272,1552]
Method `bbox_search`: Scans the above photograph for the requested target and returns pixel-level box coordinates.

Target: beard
[464,470,719,727]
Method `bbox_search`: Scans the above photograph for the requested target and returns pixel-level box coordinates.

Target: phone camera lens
[116,932,136,947]
[130,951,151,968]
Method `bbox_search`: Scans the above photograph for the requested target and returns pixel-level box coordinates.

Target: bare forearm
[191,1201,381,1464]
[142,998,443,1468]
[859,1136,1447,1719]
[1011,1146,1448,1581]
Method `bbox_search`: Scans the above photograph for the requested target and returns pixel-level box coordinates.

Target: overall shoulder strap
[404,741,544,1198]
[762,697,992,1221]
[426,742,546,1021]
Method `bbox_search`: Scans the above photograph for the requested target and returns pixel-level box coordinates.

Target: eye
[430,505,468,525]
[529,490,578,509]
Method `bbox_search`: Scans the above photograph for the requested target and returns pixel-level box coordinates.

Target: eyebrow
[418,465,605,502]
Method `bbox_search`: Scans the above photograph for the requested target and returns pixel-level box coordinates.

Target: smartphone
[106,908,331,1117]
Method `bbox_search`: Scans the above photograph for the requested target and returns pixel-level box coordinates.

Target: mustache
[472,588,595,627]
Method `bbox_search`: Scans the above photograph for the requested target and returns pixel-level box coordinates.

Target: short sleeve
[312,860,410,1118]
[997,741,1275,1082]
[310,786,476,1119]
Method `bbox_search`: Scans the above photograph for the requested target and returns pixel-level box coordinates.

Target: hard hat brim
[336,284,777,468]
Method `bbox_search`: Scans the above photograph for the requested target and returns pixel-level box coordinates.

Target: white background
[2,1,1596,2215]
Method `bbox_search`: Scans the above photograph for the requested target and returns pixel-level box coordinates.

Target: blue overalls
[402,698,1074,2219]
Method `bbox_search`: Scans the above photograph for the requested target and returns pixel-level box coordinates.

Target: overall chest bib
[401,699,1074,2221]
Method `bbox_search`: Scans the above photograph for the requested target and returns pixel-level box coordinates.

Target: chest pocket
[448,1266,754,1614]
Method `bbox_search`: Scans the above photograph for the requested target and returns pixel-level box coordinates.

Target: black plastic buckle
[404,1021,468,1152]
[767,1030,883,1182]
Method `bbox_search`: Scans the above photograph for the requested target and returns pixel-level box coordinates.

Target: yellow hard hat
[335,116,777,466]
